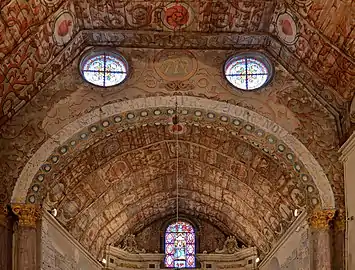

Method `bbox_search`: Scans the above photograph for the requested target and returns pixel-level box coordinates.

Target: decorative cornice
[82,30,270,50]
[11,204,42,228]
[308,209,336,230]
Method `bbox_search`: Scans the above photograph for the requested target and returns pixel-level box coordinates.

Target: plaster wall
[260,221,310,270]
[41,212,102,270]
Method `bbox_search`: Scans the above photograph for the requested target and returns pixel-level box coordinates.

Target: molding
[83,29,270,49]
[339,130,355,162]
[258,210,308,268]
[106,246,164,262]
[198,247,258,262]
[105,245,257,264]
[42,211,102,269]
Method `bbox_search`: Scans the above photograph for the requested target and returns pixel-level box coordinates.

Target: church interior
[0,0,354,269]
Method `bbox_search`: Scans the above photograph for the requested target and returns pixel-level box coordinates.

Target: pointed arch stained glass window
[80,51,128,87]
[165,221,196,268]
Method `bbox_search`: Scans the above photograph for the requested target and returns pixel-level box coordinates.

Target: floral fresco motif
[276,11,299,45]
[53,11,75,46]
[163,3,193,30]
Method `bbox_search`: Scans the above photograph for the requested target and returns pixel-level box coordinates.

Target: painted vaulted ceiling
[0,0,353,260]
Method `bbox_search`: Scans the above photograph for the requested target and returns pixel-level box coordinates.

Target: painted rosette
[162,3,194,30]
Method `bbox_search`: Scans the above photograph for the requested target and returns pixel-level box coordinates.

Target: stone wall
[128,218,229,253]
[260,218,310,270]
[41,212,101,270]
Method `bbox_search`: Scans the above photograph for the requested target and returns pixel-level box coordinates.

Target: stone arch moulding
[11,96,335,209]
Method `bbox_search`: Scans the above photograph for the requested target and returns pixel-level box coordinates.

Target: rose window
[80,51,128,87]
[224,53,273,91]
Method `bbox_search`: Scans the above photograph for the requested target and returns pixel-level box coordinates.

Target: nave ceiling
[0,0,354,122]
[0,0,353,262]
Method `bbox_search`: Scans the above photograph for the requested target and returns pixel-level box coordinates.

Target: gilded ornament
[308,210,335,230]
[11,204,42,228]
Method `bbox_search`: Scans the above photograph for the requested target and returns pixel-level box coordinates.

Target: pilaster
[333,210,346,270]
[12,203,42,270]
[0,204,13,270]
[308,209,335,270]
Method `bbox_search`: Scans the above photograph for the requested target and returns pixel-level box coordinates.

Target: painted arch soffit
[36,108,318,259]
[65,192,274,258]
[11,96,335,210]
[44,145,301,253]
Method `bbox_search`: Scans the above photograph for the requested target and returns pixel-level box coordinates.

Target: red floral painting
[164,4,190,29]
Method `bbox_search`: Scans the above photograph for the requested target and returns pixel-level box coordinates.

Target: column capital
[11,204,42,228]
[308,209,336,230]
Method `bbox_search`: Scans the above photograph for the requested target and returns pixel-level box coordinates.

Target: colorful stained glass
[81,52,127,87]
[224,56,270,91]
[165,221,195,268]
[83,55,105,72]
[82,70,104,86]
[225,58,246,76]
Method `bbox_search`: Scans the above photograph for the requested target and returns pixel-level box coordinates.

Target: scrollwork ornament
[11,204,42,228]
[350,111,355,123]
[215,236,242,254]
[308,209,335,230]
[119,234,146,254]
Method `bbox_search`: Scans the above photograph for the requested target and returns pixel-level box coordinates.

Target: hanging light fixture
[174,98,180,223]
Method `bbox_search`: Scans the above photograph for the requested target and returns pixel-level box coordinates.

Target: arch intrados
[92,194,268,258]
[99,206,253,259]
[50,156,295,221]
[74,188,269,247]
[81,191,267,246]
[45,138,296,211]
[12,96,335,210]
[55,171,289,242]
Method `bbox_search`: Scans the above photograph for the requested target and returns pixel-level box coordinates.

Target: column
[12,204,42,270]
[340,131,355,270]
[0,204,13,270]
[333,210,346,270]
[308,209,335,270]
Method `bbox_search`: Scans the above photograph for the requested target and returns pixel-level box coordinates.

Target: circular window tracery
[224,53,273,91]
[80,51,128,87]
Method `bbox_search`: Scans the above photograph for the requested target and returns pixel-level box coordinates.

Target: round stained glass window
[80,51,128,87]
[224,53,273,91]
